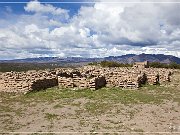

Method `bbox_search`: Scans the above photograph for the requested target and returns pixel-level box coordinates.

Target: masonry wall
[0,65,174,93]
[58,72,106,90]
[80,66,173,87]
[0,70,58,93]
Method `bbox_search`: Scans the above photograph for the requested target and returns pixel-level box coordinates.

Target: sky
[0,0,180,60]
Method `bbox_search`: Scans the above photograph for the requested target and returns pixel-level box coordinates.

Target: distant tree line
[0,63,63,72]
[88,61,180,69]
[149,62,180,69]
[1,61,180,73]
[88,61,132,67]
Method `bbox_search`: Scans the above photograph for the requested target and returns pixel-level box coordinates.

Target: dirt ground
[0,71,180,134]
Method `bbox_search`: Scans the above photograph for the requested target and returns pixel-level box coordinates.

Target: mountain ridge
[1,54,180,64]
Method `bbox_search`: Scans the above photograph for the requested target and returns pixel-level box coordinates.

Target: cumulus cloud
[24,0,69,19]
[0,0,180,60]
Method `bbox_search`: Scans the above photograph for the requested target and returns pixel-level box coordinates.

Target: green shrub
[149,62,180,69]
[88,61,132,67]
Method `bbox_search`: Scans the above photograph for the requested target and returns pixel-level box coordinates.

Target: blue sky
[0,0,180,60]
[0,0,88,16]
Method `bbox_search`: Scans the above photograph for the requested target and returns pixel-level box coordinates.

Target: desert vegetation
[1,61,180,73]
[88,61,132,67]
[0,63,62,72]
[88,61,180,69]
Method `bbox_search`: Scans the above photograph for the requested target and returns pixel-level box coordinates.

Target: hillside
[0,54,180,64]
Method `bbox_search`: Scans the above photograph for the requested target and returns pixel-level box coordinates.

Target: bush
[149,62,180,69]
[88,62,98,66]
[88,61,180,69]
[0,63,63,72]
[88,61,132,67]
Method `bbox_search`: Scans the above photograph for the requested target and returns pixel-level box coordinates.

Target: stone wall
[58,71,106,90]
[79,66,173,87]
[0,70,58,93]
[133,61,149,68]
[0,65,174,93]
[89,76,106,90]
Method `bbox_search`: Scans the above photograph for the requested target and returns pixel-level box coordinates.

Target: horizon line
[0,53,179,61]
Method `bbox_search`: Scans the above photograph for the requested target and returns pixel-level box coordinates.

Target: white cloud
[0,0,180,60]
[24,0,69,19]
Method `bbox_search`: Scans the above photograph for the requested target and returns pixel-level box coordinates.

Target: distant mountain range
[104,54,180,64]
[1,54,180,64]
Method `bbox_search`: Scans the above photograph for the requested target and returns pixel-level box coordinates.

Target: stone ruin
[57,69,106,90]
[79,65,172,88]
[0,62,174,93]
[133,61,149,68]
[0,70,58,93]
